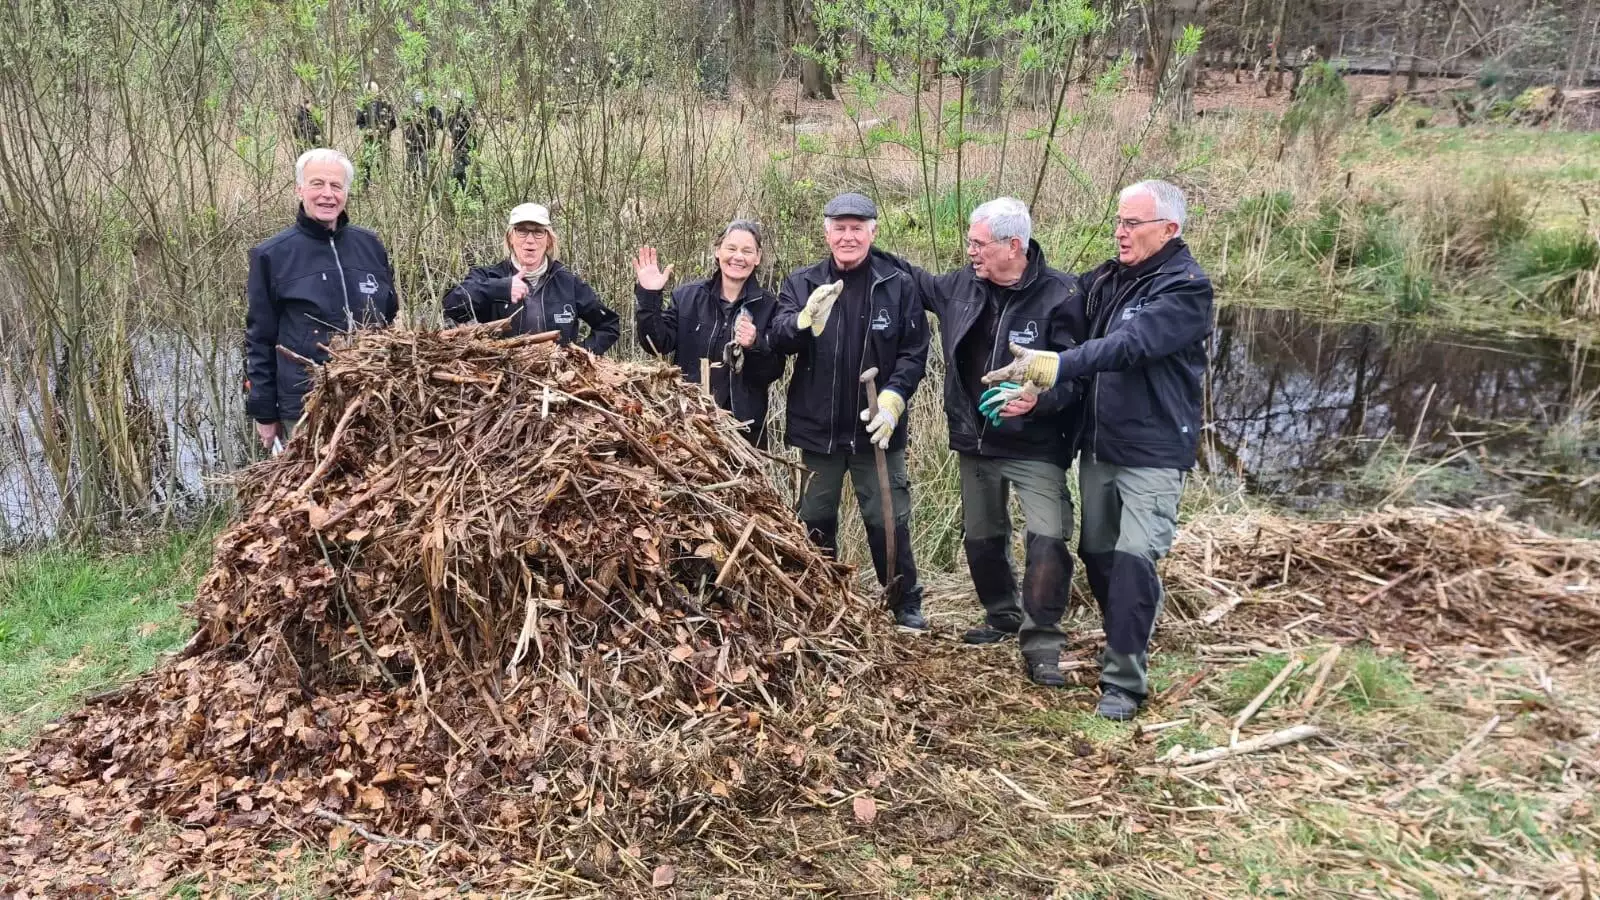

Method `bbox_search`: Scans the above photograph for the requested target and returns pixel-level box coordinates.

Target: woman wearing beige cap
[443,202,620,353]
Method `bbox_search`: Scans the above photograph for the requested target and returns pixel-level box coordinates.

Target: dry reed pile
[8,324,890,883]
[1170,507,1600,652]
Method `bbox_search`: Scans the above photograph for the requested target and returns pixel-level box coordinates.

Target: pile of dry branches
[20,325,887,870]
[1169,507,1600,652]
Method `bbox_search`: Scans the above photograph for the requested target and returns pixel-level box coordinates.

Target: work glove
[859,389,905,449]
[795,281,843,337]
[978,381,1040,427]
[982,342,1062,388]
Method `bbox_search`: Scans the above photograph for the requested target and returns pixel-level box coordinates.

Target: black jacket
[245,207,398,423]
[1069,239,1213,470]
[442,258,620,354]
[636,274,786,447]
[901,242,1088,465]
[769,248,930,455]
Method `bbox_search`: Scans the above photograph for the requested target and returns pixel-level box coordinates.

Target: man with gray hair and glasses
[984,179,1213,720]
[894,197,1088,687]
[245,148,397,451]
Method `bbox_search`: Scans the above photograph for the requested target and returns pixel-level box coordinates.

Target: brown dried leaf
[651,864,677,888]
[852,795,878,825]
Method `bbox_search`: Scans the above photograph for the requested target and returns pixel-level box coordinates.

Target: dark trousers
[798,449,922,609]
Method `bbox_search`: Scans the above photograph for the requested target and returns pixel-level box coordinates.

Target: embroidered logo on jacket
[359,274,380,296]
[554,304,576,325]
[1008,320,1039,344]
[871,309,892,331]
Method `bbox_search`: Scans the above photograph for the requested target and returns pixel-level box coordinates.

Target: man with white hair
[245,148,397,450]
[895,197,1088,686]
[769,192,931,630]
[984,179,1213,719]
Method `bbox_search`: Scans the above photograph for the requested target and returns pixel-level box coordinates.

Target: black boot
[963,536,1021,644]
[1022,648,1066,688]
[866,521,927,631]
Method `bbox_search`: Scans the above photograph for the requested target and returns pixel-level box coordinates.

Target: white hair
[295,148,355,189]
[970,197,1032,246]
[824,216,877,234]
[1120,179,1187,234]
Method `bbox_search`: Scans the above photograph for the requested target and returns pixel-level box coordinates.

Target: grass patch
[1335,647,1419,712]
[1020,707,1134,747]
[0,527,213,746]
[1219,653,1297,714]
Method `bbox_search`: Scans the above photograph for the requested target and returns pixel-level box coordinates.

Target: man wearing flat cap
[769,192,931,629]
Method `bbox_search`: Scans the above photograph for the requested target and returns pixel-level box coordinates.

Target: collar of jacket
[1116,237,1189,280]
[295,205,349,240]
[494,257,568,278]
[707,270,763,305]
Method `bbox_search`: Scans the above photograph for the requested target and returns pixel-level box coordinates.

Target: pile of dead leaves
[1168,506,1600,652]
[3,324,891,894]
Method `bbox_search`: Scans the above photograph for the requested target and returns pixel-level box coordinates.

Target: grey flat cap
[823,192,878,219]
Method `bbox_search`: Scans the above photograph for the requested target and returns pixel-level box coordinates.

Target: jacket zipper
[976,291,1015,455]
[329,237,354,331]
[1088,268,1164,464]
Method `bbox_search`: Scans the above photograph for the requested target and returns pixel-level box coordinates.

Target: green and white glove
[978,381,1039,427]
[795,281,843,337]
[859,389,905,449]
[982,342,1061,388]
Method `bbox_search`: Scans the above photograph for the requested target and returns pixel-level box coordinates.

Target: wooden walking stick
[858,367,902,607]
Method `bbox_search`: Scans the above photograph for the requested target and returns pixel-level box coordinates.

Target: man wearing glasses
[984,179,1213,720]
[893,197,1088,687]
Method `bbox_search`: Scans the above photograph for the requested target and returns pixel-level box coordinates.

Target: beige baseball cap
[508,203,552,228]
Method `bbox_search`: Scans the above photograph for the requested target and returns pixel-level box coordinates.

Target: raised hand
[510,264,529,303]
[633,246,674,292]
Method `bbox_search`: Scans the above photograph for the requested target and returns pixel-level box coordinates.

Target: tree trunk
[1406,0,1426,93]
[1569,0,1599,87]
[972,36,1003,115]
[1157,0,1204,120]
[794,0,833,100]
[1267,0,1288,95]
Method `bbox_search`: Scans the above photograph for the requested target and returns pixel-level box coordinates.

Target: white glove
[859,390,905,449]
[795,281,843,337]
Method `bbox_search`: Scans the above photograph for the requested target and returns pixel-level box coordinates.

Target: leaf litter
[2,324,901,893]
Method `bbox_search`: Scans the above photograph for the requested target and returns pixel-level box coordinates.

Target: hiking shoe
[961,625,1018,645]
[1022,651,1066,688]
[1096,685,1141,721]
[892,605,928,631]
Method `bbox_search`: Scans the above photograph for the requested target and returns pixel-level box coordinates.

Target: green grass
[1020,707,1134,746]
[0,527,213,746]
[1335,647,1419,712]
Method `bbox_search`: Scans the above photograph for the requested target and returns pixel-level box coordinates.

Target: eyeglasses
[1114,216,1170,232]
[513,225,549,238]
[965,237,1002,252]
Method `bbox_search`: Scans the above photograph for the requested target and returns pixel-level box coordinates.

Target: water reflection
[1205,307,1599,525]
[2,308,1596,542]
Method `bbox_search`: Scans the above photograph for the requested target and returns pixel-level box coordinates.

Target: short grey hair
[1120,180,1187,234]
[295,148,355,189]
[970,197,1032,246]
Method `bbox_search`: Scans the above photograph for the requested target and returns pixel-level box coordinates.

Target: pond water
[1,307,1596,543]
[1206,306,1599,528]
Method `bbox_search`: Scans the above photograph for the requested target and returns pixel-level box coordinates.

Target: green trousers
[1078,456,1184,698]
